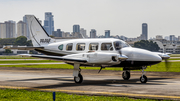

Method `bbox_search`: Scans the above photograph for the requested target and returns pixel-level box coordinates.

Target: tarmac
[0,67,179,100]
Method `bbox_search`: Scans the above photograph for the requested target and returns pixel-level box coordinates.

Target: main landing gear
[122,71,130,80]
[140,66,148,83]
[122,67,148,83]
[73,64,83,83]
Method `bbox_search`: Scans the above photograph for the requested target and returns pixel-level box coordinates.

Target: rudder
[25,15,55,47]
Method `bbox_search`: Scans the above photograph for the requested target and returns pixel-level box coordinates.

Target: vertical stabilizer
[25,15,55,47]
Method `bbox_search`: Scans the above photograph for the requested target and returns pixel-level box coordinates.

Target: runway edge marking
[0,85,180,99]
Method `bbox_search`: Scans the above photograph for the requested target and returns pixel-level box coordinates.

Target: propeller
[115,42,128,61]
[165,58,171,71]
[161,53,171,71]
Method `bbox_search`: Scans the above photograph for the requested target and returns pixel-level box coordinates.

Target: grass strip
[0,56,36,59]
[0,62,180,72]
[0,60,59,64]
[0,89,160,101]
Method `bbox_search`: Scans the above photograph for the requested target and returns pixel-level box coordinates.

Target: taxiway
[0,67,180,100]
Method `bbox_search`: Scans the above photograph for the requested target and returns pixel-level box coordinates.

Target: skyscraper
[5,20,16,38]
[52,29,62,37]
[142,23,148,40]
[23,15,30,39]
[43,12,54,35]
[0,23,6,38]
[105,30,110,38]
[17,21,27,37]
[90,29,96,38]
[80,28,87,38]
[73,25,80,33]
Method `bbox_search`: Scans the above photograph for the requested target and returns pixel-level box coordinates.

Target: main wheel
[74,73,83,83]
[122,71,130,80]
[140,75,147,83]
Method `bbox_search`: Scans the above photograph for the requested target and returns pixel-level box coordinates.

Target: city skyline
[0,0,180,38]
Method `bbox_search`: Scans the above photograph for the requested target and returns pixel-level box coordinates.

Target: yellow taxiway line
[0,85,179,99]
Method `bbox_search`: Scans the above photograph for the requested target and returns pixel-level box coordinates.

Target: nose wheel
[140,66,148,83]
[122,71,130,80]
[74,73,83,83]
[140,75,147,83]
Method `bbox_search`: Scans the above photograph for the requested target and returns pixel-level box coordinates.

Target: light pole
[163,43,166,54]
[173,43,176,54]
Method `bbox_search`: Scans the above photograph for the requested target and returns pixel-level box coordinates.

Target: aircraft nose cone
[132,48,162,62]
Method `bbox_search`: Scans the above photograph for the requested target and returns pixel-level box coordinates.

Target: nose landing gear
[140,66,148,83]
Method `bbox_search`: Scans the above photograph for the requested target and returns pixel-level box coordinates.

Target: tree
[134,40,160,52]
[4,49,12,54]
[14,36,27,46]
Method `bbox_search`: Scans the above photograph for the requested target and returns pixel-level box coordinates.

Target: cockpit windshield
[113,41,130,50]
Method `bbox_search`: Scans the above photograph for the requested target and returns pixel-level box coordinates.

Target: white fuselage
[36,38,162,67]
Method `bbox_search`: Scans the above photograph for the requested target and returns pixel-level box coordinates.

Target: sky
[0,0,180,39]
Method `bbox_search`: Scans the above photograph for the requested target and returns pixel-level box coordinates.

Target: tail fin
[25,15,55,47]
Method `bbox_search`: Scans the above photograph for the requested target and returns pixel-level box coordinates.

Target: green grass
[169,54,180,57]
[0,60,59,64]
[0,62,180,72]
[0,55,36,59]
[0,89,160,101]
[168,58,180,60]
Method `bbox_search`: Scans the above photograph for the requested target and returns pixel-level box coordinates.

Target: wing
[21,54,87,63]
[20,52,128,65]
[4,46,44,50]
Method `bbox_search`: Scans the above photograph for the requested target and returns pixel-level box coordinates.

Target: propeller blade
[165,59,171,71]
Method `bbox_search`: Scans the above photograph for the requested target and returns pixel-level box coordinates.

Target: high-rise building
[43,12,54,35]
[90,29,96,38]
[5,20,16,38]
[105,30,110,38]
[52,29,62,37]
[17,21,27,38]
[178,36,180,41]
[156,35,163,40]
[142,23,148,40]
[80,28,87,38]
[170,35,176,41]
[23,15,30,39]
[73,25,80,33]
[0,23,6,38]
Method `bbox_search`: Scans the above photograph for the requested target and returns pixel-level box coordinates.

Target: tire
[140,75,148,83]
[74,73,83,83]
[122,71,130,80]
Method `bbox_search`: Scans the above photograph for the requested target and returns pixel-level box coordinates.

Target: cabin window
[66,43,73,51]
[89,43,98,51]
[58,44,63,50]
[101,43,113,51]
[76,43,85,51]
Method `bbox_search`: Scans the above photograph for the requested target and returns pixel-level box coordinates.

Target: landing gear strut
[122,71,130,80]
[73,64,83,83]
[140,66,148,83]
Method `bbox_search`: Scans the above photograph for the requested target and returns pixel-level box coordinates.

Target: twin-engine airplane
[5,15,170,83]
